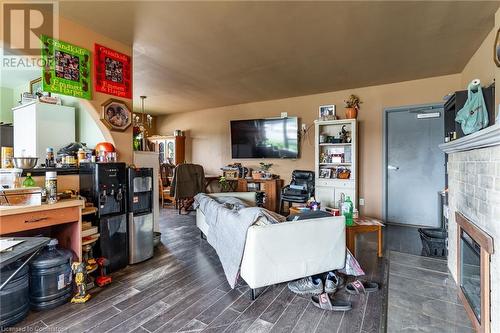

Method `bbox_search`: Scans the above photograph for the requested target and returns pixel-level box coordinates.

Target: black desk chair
[280,170,315,214]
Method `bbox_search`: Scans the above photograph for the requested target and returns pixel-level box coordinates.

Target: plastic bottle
[45,147,54,167]
[45,171,57,204]
[77,148,86,165]
[342,196,354,226]
[22,173,36,187]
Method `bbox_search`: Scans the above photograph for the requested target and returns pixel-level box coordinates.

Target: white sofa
[196,192,346,297]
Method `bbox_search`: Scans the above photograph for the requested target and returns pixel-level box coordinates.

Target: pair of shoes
[325,271,344,293]
[287,271,343,295]
[287,277,323,295]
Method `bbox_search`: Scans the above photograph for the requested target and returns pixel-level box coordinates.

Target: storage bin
[0,263,30,328]
[419,228,447,257]
[29,239,73,310]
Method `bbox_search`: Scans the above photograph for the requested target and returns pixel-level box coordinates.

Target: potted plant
[219,176,230,192]
[344,94,362,119]
[253,162,273,179]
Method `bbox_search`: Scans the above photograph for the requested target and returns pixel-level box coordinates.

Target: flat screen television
[230,117,299,159]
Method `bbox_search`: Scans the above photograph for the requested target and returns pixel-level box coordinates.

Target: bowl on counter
[12,157,38,169]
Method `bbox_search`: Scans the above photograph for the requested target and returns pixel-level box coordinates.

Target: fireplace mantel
[439,124,500,154]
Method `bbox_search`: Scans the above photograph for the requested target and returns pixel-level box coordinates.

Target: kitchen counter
[0,199,84,259]
[0,198,84,216]
[21,166,80,177]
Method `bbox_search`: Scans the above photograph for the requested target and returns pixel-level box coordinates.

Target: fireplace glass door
[460,229,481,322]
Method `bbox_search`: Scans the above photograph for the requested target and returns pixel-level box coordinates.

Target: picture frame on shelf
[101,99,132,131]
[29,78,42,94]
[319,168,331,179]
[29,77,52,99]
[495,28,500,67]
[319,105,337,120]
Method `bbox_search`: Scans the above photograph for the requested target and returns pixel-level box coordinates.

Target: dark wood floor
[13,208,387,333]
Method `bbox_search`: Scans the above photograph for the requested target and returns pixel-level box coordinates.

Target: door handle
[388,165,399,171]
[25,217,48,223]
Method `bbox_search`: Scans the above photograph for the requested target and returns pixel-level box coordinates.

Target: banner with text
[41,35,92,99]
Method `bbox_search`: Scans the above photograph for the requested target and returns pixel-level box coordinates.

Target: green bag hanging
[455,81,489,135]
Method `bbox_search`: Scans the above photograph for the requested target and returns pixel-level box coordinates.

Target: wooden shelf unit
[148,134,186,165]
[315,119,358,209]
[236,178,283,213]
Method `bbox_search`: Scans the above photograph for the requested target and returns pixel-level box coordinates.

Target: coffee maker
[79,162,128,272]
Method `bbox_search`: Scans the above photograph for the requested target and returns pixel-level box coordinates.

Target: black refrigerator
[79,162,128,272]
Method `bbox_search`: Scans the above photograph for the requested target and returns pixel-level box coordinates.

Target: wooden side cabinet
[236,179,283,212]
[148,134,186,165]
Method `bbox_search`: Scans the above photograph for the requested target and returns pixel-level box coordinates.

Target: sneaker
[325,271,343,293]
[287,277,323,295]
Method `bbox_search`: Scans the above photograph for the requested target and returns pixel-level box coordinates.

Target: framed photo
[495,29,500,67]
[29,78,42,94]
[101,99,132,131]
[319,105,336,120]
[41,35,92,99]
[94,44,132,98]
[319,168,331,179]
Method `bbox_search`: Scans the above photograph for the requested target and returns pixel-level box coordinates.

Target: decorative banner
[41,35,92,99]
[94,44,132,98]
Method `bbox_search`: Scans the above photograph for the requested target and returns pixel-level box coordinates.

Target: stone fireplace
[441,124,500,332]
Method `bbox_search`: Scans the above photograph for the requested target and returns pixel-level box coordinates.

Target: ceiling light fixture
[134,95,153,129]
[133,95,153,151]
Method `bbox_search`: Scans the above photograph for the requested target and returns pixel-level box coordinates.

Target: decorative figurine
[71,262,91,303]
[340,125,351,143]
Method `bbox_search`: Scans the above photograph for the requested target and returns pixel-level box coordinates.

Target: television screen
[230,117,299,158]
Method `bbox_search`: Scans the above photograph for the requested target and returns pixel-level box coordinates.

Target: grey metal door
[386,107,445,227]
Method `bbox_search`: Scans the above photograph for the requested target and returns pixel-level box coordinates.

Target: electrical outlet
[301,124,307,131]
[281,112,288,118]
[359,198,365,206]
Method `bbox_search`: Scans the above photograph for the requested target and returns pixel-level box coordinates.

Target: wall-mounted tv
[230,117,299,159]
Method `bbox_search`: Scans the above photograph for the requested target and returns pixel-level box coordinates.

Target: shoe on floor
[311,293,352,311]
[325,271,344,293]
[288,276,323,295]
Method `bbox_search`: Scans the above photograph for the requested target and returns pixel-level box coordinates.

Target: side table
[347,217,384,258]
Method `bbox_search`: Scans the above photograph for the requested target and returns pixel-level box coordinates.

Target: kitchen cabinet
[147,135,186,165]
[13,101,75,165]
[0,199,84,260]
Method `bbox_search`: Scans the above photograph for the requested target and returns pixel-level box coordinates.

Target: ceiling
[59,1,500,114]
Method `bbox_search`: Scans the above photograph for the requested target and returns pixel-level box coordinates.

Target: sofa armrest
[240,216,346,289]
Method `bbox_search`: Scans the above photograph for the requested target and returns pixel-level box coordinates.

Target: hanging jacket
[170,163,205,199]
